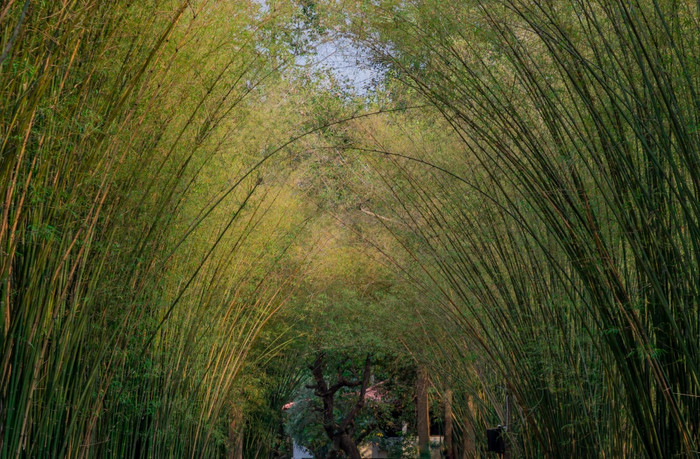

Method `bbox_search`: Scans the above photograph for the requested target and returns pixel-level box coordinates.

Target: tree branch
[340,354,372,432]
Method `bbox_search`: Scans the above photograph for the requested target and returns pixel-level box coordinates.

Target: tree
[306,352,373,458]
[285,348,417,458]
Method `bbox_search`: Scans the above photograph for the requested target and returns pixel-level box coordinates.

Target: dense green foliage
[333,1,699,456]
[1,0,698,457]
[0,1,310,456]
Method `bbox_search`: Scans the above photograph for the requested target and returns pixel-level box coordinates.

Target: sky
[296,33,384,95]
[253,0,385,96]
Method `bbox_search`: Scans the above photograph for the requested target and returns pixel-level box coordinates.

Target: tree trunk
[461,394,475,458]
[444,389,454,459]
[228,408,243,459]
[338,433,361,459]
[416,366,430,457]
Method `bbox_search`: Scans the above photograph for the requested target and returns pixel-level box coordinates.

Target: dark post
[416,366,430,457]
[504,389,511,459]
[444,389,454,459]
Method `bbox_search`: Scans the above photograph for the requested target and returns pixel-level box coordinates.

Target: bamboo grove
[337,0,699,456]
[1,0,699,458]
[1,1,312,456]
